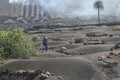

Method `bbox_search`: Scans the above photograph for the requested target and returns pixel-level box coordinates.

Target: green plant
[32,35,40,42]
[0,29,36,59]
[41,24,47,28]
[74,38,84,43]
[0,47,4,60]
[69,40,74,44]
[4,19,15,24]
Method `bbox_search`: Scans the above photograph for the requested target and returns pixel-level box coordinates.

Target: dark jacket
[43,37,48,45]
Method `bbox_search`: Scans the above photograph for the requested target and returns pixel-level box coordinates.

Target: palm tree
[94,0,104,25]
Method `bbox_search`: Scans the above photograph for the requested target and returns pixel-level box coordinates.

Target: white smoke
[39,0,83,17]
[9,0,120,17]
[9,0,26,3]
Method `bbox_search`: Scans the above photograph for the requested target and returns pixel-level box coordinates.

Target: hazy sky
[9,0,120,17]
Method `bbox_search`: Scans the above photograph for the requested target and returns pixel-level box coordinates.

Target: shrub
[69,40,74,44]
[0,47,4,60]
[32,35,40,42]
[74,38,84,43]
[4,19,15,24]
[0,29,36,59]
[109,34,113,37]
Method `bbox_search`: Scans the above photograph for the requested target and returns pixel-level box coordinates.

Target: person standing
[42,36,48,53]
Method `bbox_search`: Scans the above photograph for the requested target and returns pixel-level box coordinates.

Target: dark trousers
[43,45,48,52]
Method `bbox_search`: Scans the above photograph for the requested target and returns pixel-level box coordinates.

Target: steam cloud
[9,0,120,17]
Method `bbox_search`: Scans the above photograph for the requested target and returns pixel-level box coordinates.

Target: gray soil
[0,57,107,80]
[0,25,120,80]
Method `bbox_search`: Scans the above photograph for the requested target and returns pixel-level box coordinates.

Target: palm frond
[94,0,104,10]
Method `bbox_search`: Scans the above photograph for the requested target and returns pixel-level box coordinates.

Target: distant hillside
[0,0,120,29]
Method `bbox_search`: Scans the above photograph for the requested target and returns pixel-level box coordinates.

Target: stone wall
[0,0,47,18]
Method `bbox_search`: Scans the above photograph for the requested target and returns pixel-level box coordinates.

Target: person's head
[43,36,48,40]
[45,37,48,39]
